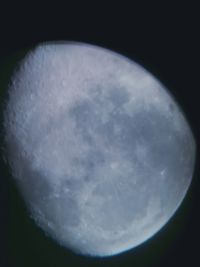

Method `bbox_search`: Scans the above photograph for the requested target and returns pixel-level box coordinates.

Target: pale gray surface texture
[3,42,196,256]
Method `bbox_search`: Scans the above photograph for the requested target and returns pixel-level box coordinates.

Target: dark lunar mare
[68,82,195,228]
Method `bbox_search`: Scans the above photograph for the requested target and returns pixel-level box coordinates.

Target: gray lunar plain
[3,42,196,256]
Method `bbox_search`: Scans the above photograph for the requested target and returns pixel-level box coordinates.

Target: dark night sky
[0,2,199,267]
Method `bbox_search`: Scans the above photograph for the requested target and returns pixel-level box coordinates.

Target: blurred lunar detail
[3,42,196,256]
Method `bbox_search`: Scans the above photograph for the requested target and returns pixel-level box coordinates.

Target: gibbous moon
[3,42,196,257]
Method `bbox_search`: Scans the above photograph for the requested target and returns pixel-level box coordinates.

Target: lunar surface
[3,42,196,256]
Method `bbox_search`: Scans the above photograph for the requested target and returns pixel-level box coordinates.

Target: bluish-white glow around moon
[3,42,196,256]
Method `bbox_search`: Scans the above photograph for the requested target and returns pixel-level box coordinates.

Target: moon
[3,42,196,257]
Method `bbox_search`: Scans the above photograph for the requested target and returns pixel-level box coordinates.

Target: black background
[0,2,199,267]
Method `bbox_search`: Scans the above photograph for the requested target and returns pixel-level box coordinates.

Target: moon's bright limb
[3,42,196,257]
